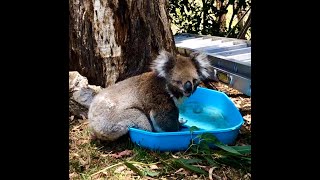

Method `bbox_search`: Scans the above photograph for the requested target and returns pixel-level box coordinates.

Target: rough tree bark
[69,0,176,88]
[237,12,251,39]
[216,0,230,34]
[236,10,245,30]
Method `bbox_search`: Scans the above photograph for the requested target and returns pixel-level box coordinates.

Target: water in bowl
[179,101,230,130]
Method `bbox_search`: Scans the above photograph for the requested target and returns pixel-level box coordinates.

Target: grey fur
[88,50,211,141]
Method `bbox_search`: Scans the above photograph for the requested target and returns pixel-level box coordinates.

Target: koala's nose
[184,81,193,93]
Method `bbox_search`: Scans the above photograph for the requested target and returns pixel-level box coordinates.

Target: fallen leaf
[69,172,78,179]
[71,124,83,131]
[150,164,159,170]
[71,153,79,158]
[79,158,87,166]
[174,168,191,175]
[100,153,110,158]
[209,167,220,180]
[171,154,179,159]
[144,169,160,177]
[114,166,126,173]
[108,150,133,158]
[209,168,213,180]
[244,173,251,179]
[124,161,144,177]
[193,174,198,178]
[174,168,184,174]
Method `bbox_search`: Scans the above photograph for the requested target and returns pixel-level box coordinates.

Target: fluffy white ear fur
[193,52,211,79]
[150,50,170,78]
[151,50,211,79]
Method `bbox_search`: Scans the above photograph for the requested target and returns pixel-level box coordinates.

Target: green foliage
[117,130,251,177]
[174,158,208,175]
[124,161,145,177]
[188,130,251,169]
[169,0,251,38]
[189,125,200,133]
[174,129,251,176]
[89,127,250,178]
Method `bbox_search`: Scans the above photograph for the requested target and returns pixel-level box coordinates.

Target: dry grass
[69,81,251,180]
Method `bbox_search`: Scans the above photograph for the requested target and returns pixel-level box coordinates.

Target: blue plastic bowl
[129,87,244,152]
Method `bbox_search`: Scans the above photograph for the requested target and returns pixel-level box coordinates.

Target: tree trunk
[237,12,251,40]
[237,10,245,30]
[69,0,176,87]
[216,0,228,34]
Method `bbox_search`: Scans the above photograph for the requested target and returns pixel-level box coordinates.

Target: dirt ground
[69,81,251,179]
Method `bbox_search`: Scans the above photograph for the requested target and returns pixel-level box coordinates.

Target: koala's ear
[190,51,212,80]
[150,50,175,78]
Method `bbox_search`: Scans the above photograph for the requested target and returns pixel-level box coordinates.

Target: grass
[69,82,251,180]
[69,127,251,179]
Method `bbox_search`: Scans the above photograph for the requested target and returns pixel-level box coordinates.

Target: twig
[209,167,221,180]
[184,143,195,154]
[90,162,124,176]
[126,161,160,166]
[90,160,167,177]
[71,121,89,131]
[237,12,251,39]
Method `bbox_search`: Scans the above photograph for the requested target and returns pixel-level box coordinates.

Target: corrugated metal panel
[174,33,251,96]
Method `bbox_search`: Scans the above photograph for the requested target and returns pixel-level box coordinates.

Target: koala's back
[90,72,170,114]
[89,74,143,119]
[87,72,171,140]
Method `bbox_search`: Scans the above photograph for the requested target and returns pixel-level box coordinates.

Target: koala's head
[150,50,212,98]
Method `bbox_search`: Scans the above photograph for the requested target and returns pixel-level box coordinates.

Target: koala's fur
[88,50,212,141]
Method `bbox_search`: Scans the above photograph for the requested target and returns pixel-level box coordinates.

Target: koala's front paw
[179,118,188,125]
[90,132,97,140]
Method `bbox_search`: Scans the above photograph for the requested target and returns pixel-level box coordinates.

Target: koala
[88,50,212,141]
